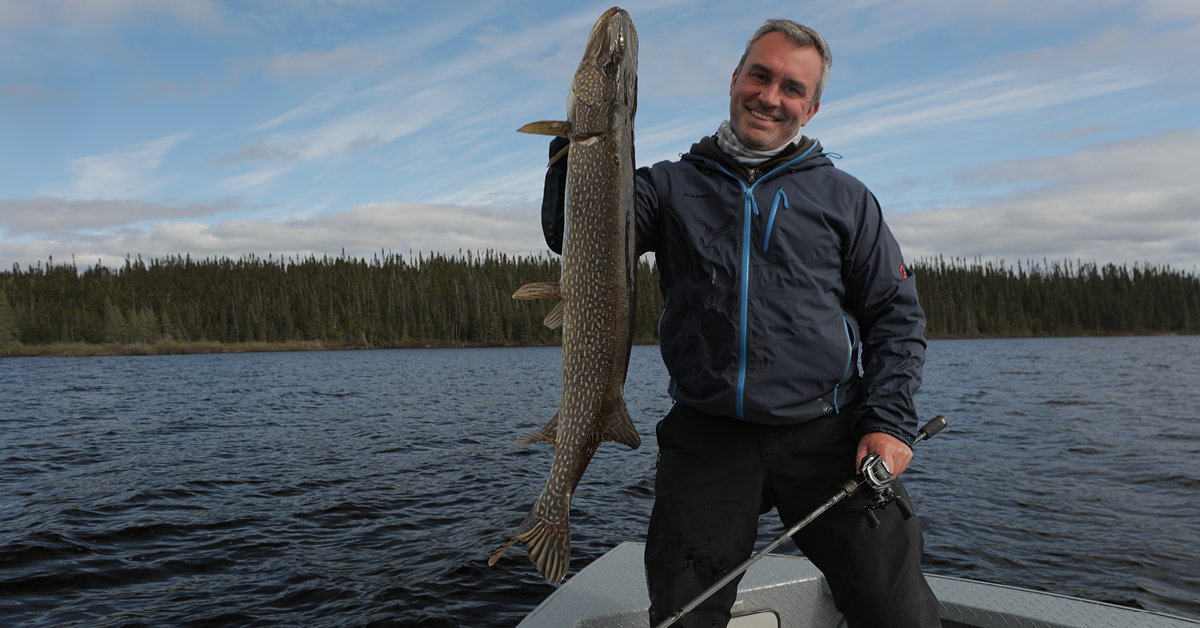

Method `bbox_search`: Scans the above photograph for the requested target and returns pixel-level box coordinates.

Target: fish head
[568,7,638,137]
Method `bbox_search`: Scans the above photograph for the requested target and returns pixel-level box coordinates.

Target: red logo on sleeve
[899,264,908,279]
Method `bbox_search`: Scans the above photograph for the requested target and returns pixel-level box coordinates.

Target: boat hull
[516,542,1199,628]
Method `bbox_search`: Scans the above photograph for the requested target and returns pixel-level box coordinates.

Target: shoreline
[2,331,1194,358]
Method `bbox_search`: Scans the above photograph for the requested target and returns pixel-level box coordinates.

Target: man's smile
[747,107,779,122]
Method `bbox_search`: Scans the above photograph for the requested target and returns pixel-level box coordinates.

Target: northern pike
[488,7,639,585]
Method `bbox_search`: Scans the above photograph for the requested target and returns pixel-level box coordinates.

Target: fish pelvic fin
[542,302,565,329]
[512,281,563,300]
[514,412,559,446]
[488,506,571,584]
[512,282,565,328]
[518,120,571,137]
[602,396,641,450]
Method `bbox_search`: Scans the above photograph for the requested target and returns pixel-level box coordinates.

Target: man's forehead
[742,44,820,85]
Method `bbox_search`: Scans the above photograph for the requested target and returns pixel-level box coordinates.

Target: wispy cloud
[822,67,1151,145]
[262,46,392,83]
[62,133,192,200]
[0,82,82,115]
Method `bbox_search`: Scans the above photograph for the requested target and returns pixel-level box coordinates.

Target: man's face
[729,31,823,151]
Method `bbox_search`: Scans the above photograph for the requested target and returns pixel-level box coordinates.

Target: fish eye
[603,61,618,75]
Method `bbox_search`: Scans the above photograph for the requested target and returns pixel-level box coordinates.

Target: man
[541,19,940,628]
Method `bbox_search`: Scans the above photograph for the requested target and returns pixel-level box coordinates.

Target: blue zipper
[714,141,820,420]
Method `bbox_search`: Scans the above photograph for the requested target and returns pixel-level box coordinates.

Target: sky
[2,0,1199,272]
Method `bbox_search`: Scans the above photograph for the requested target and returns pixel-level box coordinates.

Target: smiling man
[540,19,939,628]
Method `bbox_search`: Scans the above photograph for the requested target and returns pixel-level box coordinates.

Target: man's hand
[855,432,913,477]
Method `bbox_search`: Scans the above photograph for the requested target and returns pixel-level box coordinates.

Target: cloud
[221,165,296,193]
[223,85,449,168]
[0,0,223,32]
[821,66,1152,146]
[1037,125,1113,144]
[889,127,1200,269]
[254,84,355,131]
[0,201,549,268]
[0,197,241,237]
[262,46,392,83]
[1,82,82,115]
[62,133,192,199]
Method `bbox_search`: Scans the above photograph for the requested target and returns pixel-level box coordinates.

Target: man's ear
[802,100,821,126]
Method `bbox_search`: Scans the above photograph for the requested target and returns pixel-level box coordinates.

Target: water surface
[2,337,1197,626]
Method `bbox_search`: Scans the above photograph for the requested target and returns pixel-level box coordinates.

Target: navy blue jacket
[541,135,926,444]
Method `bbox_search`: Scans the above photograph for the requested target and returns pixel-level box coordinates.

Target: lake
[2,336,1198,626]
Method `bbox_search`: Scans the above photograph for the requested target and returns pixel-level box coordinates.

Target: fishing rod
[654,415,948,628]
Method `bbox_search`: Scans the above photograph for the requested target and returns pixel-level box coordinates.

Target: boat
[516,541,1199,628]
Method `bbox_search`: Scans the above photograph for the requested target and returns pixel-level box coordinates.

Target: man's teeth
[749,110,776,121]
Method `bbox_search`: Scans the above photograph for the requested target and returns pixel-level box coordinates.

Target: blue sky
[3,0,1199,271]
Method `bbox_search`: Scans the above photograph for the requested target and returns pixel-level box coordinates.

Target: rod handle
[914,415,947,445]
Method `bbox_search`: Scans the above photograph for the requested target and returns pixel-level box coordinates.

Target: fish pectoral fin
[515,412,559,446]
[512,281,563,300]
[542,302,565,329]
[518,120,572,137]
[546,143,569,168]
[601,397,641,450]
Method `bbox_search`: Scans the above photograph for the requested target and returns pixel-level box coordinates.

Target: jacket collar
[688,134,821,184]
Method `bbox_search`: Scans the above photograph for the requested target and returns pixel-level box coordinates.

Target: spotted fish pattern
[488,6,640,585]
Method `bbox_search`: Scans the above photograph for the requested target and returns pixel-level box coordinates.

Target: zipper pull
[763,189,789,252]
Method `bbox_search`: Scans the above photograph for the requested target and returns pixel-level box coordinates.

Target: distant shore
[2,332,1193,358]
[0,339,552,358]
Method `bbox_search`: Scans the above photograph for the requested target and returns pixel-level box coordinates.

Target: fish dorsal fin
[601,397,640,450]
[515,412,559,446]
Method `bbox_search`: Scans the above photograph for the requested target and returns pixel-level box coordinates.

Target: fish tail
[488,499,571,584]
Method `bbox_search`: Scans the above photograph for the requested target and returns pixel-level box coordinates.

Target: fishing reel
[857,454,915,529]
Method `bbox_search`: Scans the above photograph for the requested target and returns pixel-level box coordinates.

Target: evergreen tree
[0,288,16,344]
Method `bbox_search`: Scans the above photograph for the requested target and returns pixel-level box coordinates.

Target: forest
[2,252,1198,354]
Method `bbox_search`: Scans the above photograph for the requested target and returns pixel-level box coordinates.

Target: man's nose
[759,82,783,107]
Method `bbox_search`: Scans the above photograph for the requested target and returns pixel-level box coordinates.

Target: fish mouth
[582,7,636,73]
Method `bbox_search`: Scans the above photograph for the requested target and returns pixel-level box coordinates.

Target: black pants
[645,402,941,628]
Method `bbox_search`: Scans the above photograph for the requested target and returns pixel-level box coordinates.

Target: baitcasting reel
[857,453,916,529]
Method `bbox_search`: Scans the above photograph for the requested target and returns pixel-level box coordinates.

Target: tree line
[0,252,664,348]
[1,253,1198,349]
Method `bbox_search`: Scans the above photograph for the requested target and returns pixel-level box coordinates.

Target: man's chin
[742,132,785,151]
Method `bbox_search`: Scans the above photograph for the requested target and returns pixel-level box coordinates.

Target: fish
[488,7,640,585]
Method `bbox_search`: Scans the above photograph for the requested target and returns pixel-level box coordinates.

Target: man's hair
[737,19,832,103]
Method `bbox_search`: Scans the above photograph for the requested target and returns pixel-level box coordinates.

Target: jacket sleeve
[843,190,927,445]
[540,137,569,254]
[540,136,661,256]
